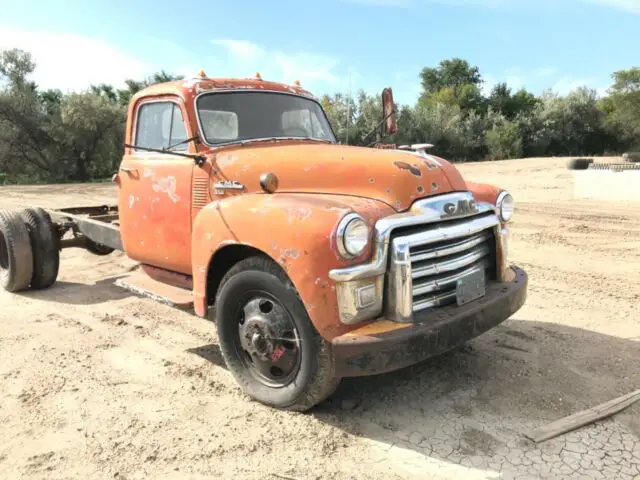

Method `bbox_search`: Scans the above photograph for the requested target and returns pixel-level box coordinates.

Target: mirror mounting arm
[361,109,397,147]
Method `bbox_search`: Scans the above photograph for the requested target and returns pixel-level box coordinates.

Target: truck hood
[212,143,468,212]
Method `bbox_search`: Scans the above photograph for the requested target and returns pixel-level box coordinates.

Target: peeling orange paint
[465,181,502,205]
[190,193,394,340]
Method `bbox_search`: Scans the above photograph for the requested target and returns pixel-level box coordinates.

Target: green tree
[603,67,640,149]
[489,83,539,120]
[1,47,638,184]
[419,58,485,113]
[486,120,523,160]
[419,58,482,94]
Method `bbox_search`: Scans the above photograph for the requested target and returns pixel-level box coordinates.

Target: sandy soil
[1,156,639,480]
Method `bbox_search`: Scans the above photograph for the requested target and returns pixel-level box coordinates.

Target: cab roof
[131,75,317,105]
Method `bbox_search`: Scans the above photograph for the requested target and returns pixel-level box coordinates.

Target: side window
[134,101,188,152]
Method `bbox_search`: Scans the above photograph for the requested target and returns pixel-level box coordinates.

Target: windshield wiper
[124,141,206,166]
[234,136,334,146]
[166,135,200,151]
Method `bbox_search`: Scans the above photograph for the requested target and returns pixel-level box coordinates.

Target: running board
[114,271,194,310]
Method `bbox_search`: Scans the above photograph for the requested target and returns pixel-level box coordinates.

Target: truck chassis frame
[48,205,122,254]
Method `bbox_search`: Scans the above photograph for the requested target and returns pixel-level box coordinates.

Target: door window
[134,101,188,151]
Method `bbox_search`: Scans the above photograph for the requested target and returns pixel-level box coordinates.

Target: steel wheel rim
[232,289,302,388]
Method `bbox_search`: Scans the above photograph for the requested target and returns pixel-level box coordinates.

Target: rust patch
[280,248,300,260]
[422,159,436,170]
[152,176,181,203]
[393,161,422,177]
[285,207,312,224]
[341,320,411,337]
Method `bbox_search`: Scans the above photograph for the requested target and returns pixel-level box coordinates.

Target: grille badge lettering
[442,199,478,219]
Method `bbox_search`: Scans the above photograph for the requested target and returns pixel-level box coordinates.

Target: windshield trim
[193,89,338,148]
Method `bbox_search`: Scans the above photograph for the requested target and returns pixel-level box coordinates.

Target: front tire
[214,256,340,412]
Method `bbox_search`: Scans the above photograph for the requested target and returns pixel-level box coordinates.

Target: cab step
[114,271,194,310]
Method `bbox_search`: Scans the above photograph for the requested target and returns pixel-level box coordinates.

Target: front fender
[191,193,395,340]
[465,181,503,205]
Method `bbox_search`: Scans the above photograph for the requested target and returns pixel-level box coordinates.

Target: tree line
[1,48,638,184]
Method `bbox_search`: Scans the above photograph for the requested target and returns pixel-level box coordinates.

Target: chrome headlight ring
[496,191,514,223]
[336,213,370,259]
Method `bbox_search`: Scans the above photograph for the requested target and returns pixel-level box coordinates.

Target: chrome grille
[387,212,499,322]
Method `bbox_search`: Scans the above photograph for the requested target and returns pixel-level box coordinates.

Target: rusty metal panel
[191,193,395,341]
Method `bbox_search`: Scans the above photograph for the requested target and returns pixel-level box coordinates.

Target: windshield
[196,91,337,145]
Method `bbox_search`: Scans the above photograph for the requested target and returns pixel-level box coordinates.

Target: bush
[486,121,523,160]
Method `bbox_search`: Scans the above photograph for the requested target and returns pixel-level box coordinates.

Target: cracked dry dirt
[1,156,639,480]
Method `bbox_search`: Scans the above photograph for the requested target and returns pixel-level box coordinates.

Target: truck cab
[0,72,528,412]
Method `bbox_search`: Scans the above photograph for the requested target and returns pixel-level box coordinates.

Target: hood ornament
[398,143,441,169]
[398,143,434,154]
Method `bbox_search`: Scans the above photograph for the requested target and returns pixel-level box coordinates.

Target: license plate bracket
[456,269,486,306]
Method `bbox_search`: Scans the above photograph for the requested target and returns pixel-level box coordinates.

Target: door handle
[120,167,136,174]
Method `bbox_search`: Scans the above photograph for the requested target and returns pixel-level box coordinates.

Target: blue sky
[0,0,638,105]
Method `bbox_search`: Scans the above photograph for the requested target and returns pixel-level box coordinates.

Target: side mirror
[381,87,397,135]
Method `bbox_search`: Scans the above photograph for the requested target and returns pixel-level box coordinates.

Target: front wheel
[214,256,340,412]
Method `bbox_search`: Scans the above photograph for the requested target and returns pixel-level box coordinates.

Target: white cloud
[485,67,610,97]
[583,0,640,13]
[212,39,265,59]
[482,66,557,94]
[342,0,640,13]
[210,39,343,92]
[0,27,151,92]
[551,76,608,96]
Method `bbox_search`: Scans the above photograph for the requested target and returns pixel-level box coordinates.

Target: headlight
[497,191,514,223]
[337,213,369,258]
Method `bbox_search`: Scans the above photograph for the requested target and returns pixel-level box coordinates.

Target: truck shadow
[311,319,640,477]
[18,276,134,305]
[187,344,227,370]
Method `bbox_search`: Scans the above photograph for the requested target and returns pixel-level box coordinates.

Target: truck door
[117,97,194,275]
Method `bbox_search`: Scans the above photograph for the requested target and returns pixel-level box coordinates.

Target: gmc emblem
[442,199,478,218]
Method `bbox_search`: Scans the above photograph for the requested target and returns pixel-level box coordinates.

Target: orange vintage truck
[0,73,527,411]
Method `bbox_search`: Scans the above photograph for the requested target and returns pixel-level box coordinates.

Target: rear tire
[0,209,34,292]
[86,239,115,256]
[214,256,340,412]
[20,207,60,289]
[567,158,593,170]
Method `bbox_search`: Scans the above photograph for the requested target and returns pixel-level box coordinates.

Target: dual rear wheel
[0,207,60,292]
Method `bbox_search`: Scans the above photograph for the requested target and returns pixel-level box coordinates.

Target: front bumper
[330,266,528,378]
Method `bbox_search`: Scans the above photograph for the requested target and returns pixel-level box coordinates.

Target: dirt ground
[1,156,639,480]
